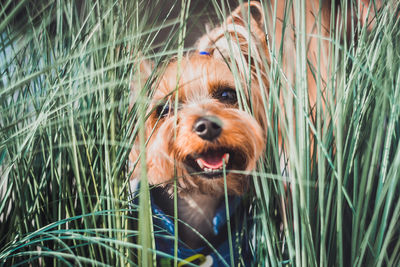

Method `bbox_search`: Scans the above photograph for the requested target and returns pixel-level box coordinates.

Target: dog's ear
[130,58,154,109]
[226,1,265,41]
[196,1,269,69]
[130,58,153,94]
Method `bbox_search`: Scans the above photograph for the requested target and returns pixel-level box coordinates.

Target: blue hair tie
[199,51,210,56]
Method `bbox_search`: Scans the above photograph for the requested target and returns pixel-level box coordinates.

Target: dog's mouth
[185,148,247,179]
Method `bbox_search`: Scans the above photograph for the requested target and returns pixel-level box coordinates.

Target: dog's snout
[193,116,222,141]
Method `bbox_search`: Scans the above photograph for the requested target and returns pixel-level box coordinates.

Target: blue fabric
[132,184,253,266]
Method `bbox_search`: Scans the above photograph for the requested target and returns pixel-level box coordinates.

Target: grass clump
[0,0,399,266]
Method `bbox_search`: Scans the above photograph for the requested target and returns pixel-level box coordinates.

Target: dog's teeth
[196,159,204,169]
[204,168,211,172]
[223,153,230,164]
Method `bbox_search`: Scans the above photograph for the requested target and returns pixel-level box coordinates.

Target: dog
[129,1,381,265]
[129,49,265,266]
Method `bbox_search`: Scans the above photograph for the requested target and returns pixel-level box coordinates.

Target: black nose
[193,116,222,141]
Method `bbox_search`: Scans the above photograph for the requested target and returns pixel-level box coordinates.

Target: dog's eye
[216,88,237,104]
[156,104,172,118]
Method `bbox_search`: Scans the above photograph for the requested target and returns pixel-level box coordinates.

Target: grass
[1,0,400,266]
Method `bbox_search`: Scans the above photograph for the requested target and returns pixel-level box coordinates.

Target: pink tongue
[199,154,224,169]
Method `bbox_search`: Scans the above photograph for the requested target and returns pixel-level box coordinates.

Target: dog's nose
[193,116,222,141]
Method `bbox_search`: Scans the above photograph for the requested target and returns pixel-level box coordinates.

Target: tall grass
[0,0,399,266]
[0,0,158,265]
[252,1,400,266]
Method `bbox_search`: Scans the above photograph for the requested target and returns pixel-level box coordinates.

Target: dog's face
[132,55,266,195]
[130,2,269,196]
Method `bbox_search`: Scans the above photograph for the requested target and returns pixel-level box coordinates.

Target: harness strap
[159,253,213,267]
